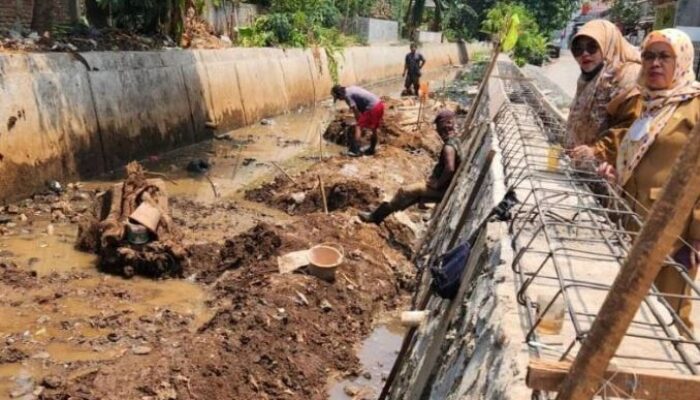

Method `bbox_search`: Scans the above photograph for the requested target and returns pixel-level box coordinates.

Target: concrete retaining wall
[418,31,443,43]
[0,42,471,202]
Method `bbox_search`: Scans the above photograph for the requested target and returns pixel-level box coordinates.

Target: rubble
[75,162,188,278]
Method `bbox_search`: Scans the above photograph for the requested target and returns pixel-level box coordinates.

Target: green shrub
[482,1,548,66]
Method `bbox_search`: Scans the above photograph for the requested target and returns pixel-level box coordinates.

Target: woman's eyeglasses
[641,51,675,64]
[571,42,599,57]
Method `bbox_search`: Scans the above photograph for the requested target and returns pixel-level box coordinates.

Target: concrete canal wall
[0,42,481,202]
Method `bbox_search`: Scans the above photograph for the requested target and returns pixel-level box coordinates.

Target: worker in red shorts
[331,85,385,157]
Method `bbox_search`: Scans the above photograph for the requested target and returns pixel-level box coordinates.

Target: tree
[441,0,479,41]
[609,0,642,33]
[31,0,55,34]
[482,2,548,66]
[519,0,577,34]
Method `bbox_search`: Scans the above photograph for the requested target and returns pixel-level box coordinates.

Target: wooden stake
[461,42,500,140]
[271,161,297,185]
[318,175,328,214]
[555,122,700,400]
[319,123,324,161]
[204,174,220,198]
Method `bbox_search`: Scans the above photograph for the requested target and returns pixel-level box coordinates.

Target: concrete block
[280,49,317,109]
[0,54,103,201]
[201,60,247,132]
[88,65,195,170]
[235,56,290,123]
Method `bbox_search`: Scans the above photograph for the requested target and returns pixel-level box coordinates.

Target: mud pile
[76,162,188,278]
[184,214,412,400]
[37,213,413,400]
[246,176,380,216]
[323,97,443,157]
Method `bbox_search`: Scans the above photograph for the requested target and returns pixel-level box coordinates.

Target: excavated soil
[0,94,454,400]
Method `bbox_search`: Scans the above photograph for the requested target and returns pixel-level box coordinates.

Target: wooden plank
[555,122,700,400]
[528,359,700,400]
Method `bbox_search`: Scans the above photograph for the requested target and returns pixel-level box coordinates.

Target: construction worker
[331,85,385,157]
[359,110,462,224]
[403,43,426,96]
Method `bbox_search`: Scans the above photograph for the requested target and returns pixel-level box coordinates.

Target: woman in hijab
[566,19,642,165]
[599,28,700,331]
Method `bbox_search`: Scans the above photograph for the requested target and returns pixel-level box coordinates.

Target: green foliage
[237,0,362,83]
[609,0,642,32]
[443,0,496,41]
[518,0,576,35]
[482,2,548,66]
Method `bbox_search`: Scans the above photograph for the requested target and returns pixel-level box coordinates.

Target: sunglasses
[571,41,599,57]
[641,51,675,64]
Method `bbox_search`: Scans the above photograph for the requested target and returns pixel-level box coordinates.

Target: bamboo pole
[271,161,297,185]
[555,122,700,400]
[318,175,328,214]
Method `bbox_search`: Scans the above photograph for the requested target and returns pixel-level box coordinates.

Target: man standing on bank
[331,85,385,157]
[403,43,426,96]
[358,110,462,223]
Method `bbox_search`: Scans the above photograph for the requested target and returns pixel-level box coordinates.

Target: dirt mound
[187,223,282,284]
[220,223,282,269]
[184,212,412,400]
[246,177,380,216]
[323,99,442,157]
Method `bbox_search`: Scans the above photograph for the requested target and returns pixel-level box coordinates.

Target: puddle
[329,316,406,399]
[0,222,97,276]
[0,275,210,398]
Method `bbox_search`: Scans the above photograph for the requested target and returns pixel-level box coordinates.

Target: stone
[31,352,50,360]
[290,192,306,205]
[320,299,333,312]
[343,385,359,396]
[132,345,153,355]
[41,376,62,389]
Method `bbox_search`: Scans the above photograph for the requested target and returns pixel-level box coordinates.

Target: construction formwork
[384,57,700,400]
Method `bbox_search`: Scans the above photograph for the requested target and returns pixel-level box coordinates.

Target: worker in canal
[598,29,700,333]
[403,43,426,96]
[331,85,385,157]
[565,19,641,166]
[358,110,461,224]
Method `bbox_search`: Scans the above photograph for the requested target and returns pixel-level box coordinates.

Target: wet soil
[0,67,468,399]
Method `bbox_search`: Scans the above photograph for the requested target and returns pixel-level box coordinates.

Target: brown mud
[0,87,461,399]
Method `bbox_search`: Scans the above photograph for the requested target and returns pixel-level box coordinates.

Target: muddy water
[328,314,406,399]
[0,67,460,399]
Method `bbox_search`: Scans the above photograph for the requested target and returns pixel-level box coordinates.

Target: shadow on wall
[0,43,468,202]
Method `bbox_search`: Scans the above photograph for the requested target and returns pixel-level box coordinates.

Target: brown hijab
[566,20,641,148]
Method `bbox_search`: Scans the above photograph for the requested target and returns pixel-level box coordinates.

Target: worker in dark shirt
[359,110,462,223]
[403,43,426,96]
[331,85,385,157]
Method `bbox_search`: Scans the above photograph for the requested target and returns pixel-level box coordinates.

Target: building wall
[202,0,260,36]
[675,0,700,26]
[0,0,77,32]
[348,17,399,44]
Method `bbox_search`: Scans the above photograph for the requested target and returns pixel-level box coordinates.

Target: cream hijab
[566,20,641,148]
[616,29,700,186]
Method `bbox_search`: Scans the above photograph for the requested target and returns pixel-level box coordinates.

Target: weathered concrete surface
[0,42,472,202]
[0,53,103,201]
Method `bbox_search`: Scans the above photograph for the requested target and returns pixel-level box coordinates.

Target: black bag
[430,242,471,299]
